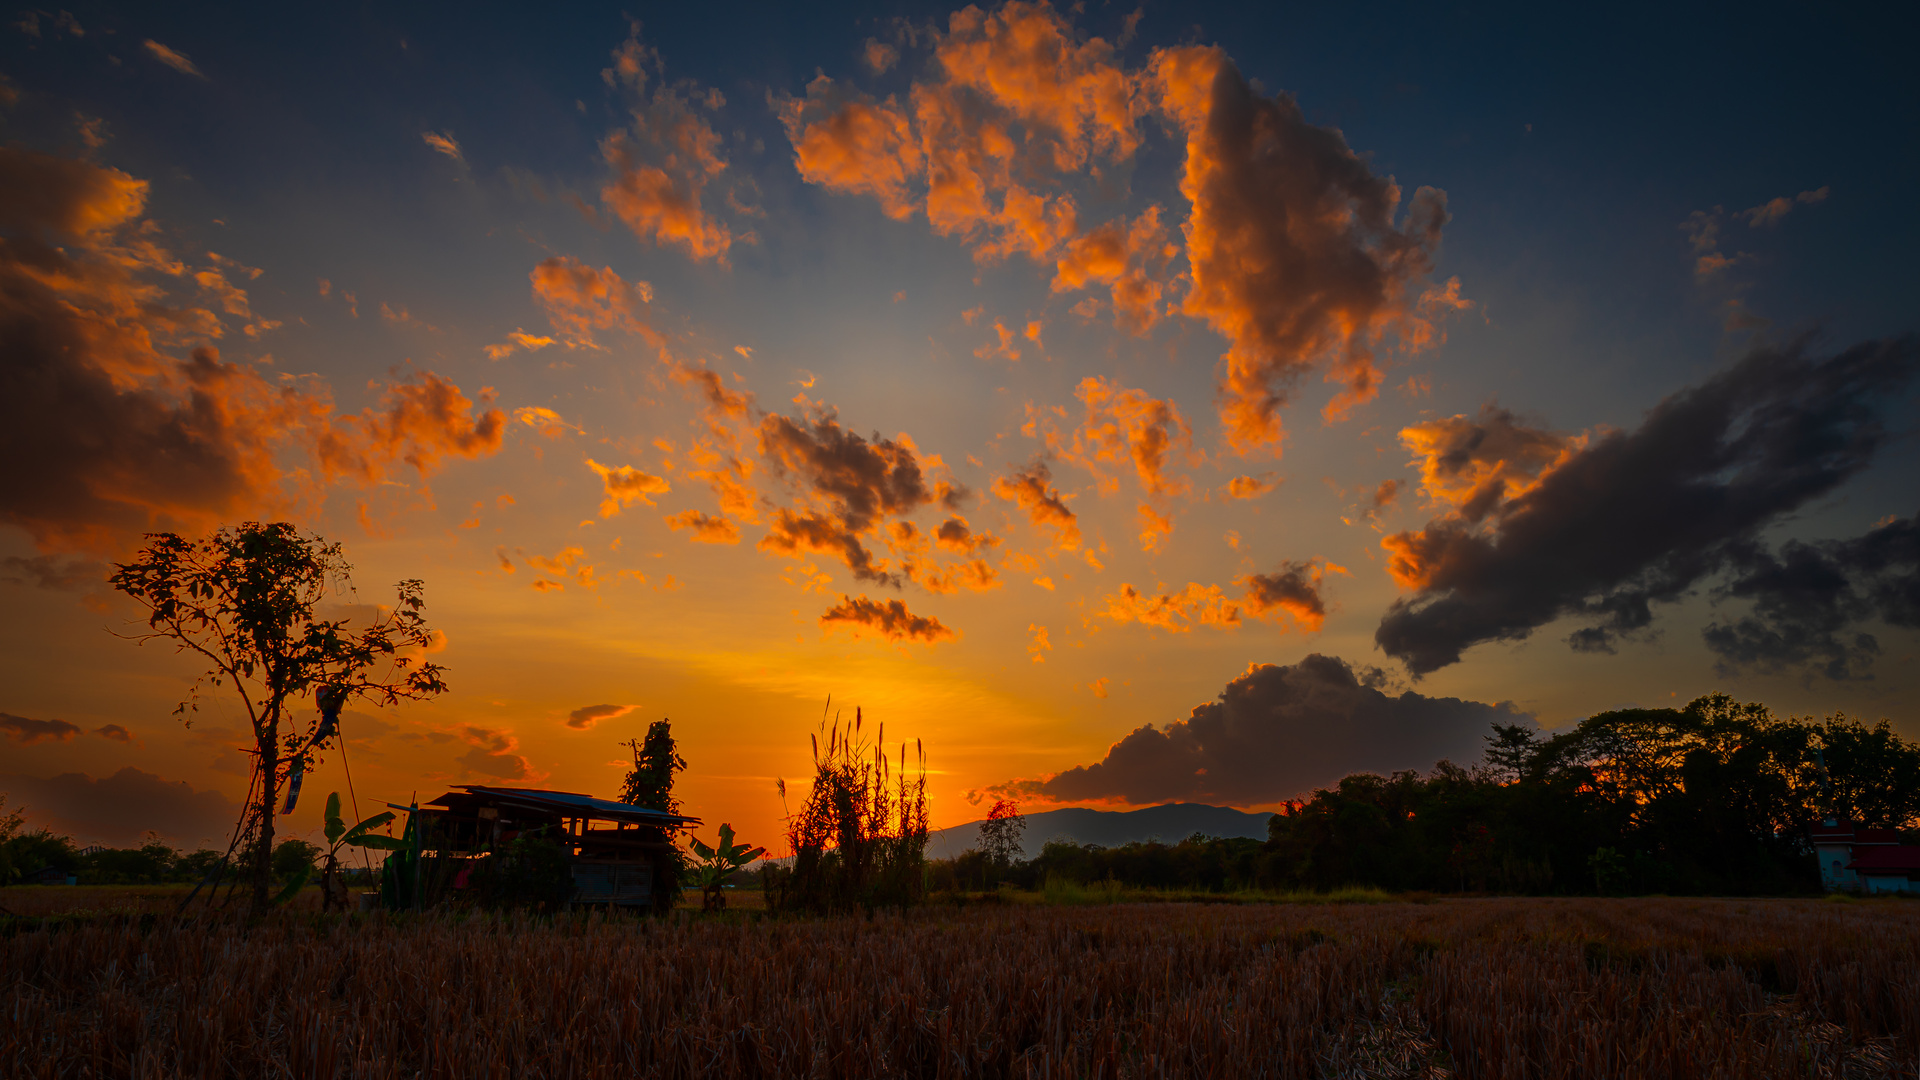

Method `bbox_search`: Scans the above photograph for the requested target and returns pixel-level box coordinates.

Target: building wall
[1816,844,1859,890]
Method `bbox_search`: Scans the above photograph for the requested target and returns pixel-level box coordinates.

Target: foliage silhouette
[110,522,449,914]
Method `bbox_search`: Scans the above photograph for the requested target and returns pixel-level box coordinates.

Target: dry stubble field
[4,894,1918,1079]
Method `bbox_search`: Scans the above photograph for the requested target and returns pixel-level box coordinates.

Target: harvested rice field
[4,897,1918,1078]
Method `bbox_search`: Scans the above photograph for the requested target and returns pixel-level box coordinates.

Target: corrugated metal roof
[1849,846,1920,873]
[427,786,700,828]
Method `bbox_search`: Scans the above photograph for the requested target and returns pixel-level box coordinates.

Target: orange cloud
[316,373,506,485]
[1027,622,1051,662]
[911,557,1000,595]
[484,328,557,360]
[1059,376,1194,497]
[934,515,999,554]
[779,79,923,220]
[530,256,657,348]
[598,30,737,264]
[1051,206,1175,335]
[667,509,741,544]
[935,2,1141,173]
[670,360,754,424]
[974,319,1023,362]
[760,508,895,585]
[1137,503,1174,553]
[1738,186,1829,228]
[142,40,204,79]
[991,458,1079,549]
[1099,581,1242,633]
[685,438,761,524]
[1398,405,1582,521]
[421,131,463,162]
[586,459,671,517]
[820,594,955,644]
[1240,558,1345,633]
[1151,46,1454,451]
[526,546,597,591]
[512,406,578,439]
[1223,474,1277,500]
[0,147,506,554]
[778,2,1140,268]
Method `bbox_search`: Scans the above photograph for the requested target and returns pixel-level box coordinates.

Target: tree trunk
[252,733,277,915]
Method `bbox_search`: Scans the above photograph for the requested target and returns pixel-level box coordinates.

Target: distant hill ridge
[925,802,1274,862]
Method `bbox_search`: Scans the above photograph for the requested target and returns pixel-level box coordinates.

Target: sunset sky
[2,2,1915,854]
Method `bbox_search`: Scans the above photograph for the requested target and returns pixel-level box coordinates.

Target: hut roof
[426,785,699,829]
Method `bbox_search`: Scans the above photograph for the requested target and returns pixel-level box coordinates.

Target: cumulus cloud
[1223,474,1277,500]
[1396,403,1578,517]
[1000,654,1526,805]
[1100,561,1336,636]
[1154,46,1452,449]
[0,766,239,847]
[0,147,503,554]
[820,594,955,644]
[777,2,1138,264]
[530,256,657,348]
[1049,376,1194,497]
[778,80,922,220]
[777,10,1457,449]
[314,372,505,485]
[449,724,542,782]
[0,711,82,744]
[1703,511,1919,681]
[598,28,739,264]
[667,510,741,544]
[1050,207,1175,335]
[586,458,670,517]
[992,458,1079,549]
[1242,558,1344,633]
[566,703,635,730]
[1099,581,1244,633]
[756,410,943,584]
[1377,337,1919,675]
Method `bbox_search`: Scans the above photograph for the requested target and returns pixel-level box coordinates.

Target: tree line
[940,694,1920,897]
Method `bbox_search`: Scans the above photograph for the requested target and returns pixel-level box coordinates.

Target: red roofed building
[1810,819,1920,894]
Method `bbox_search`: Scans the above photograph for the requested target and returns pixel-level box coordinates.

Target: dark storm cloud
[565,703,635,730]
[1703,511,1920,681]
[759,412,934,531]
[0,145,504,555]
[1242,560,1332,630]
[756,411,945,586]
[819,594,954,644]
[1009,654,1523,805]
[0,767,239,847]
[1377,336,1919,675]
[0,711,82,744]
[0,554,106,590]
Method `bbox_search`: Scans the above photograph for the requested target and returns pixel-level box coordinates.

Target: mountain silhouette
[926,803,1275,861]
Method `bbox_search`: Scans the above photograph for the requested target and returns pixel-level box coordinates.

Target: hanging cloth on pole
[282,685,347,815]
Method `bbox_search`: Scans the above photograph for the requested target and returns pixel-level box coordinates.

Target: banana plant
[689,823,766,911]
[312,792,405,911]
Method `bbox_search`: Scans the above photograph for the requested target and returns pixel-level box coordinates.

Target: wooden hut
[418,785,698,909]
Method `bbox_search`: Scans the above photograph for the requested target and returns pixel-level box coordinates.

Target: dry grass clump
[3,897,1918,1078]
